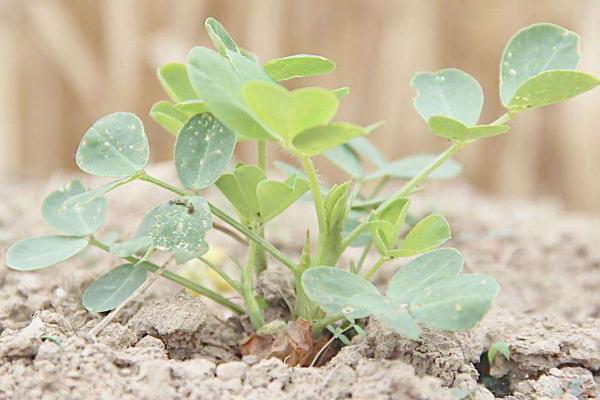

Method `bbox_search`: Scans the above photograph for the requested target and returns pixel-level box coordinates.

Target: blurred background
[1,0,599,213]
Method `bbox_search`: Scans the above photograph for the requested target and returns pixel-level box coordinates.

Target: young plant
[6,20,598,363]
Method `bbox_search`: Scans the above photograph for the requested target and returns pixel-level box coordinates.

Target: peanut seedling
[7,20,599,357]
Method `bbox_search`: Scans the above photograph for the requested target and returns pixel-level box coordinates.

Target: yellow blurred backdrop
[1,0,599,212]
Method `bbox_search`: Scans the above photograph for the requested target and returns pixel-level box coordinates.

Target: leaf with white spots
[82,263,147,312]
[409,274,499,331]
[140,196,212,253]
[500,23,581,107]
[76,112,149,178]
[41,180,106,236]
[263,54,336,81]
[506,70,599,112]
[411,68,483,126]
[302,267,385,319]
[387,248,463,306]
[175,113,236,190]
[7,236,88,271]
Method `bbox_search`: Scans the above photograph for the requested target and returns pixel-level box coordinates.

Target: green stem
[311,314,345,335]
[242,239,265,329]
[355,242,372,274]
[198,256,242,294]
[376,112,512,213]
[364,257,387,280]
[299,156,328,265]
[89,238,245,314]
[257,140,267,170]
[339,221,371,253]
[255,140,268,274]
[139,173,297,272]
[370,176,389,198]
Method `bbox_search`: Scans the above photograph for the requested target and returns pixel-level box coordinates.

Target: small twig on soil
[87,255,174,340]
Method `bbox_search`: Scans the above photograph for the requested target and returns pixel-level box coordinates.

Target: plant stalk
[299,156,328,265]
[364,256,387,280]
[89,238,245,314]
[242,238,265,329]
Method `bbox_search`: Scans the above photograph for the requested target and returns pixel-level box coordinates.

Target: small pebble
[216,361,249,381]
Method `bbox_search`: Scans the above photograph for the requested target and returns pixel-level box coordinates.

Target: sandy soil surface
[1,165,600,399]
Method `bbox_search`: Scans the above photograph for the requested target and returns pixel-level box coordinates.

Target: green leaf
[174,100,209,116]
[371,301,421,339]
[302,266,384,319]
[263,54,335,81]
[367,154,462,181]
[387,248,463,306]
[7,236,88,271]
[243,81,338,141]
[507,70,599,112]
[205,17,240,56]
[187,47,277,140]
[82,263,147,312]
[409,274,499,331]
[41,180,106,236]
[175,113,236,190]
[216,164,266,221]
[62,177,130,209]
[427,116,510,142]
[109,236,153,257]
[324,145,363,177]
[488,340,510,363]
[150,101,187,136]
[369,198,410,253]
[411,68,483,126]
[389,214,451,257]
[500,23,580,106]
[157,63,198,103]
[348,137,387,168]
[331,87,350,100]
[292,122,368,156]
[256,175,310,222]
[174,240,209,265]
[76,112,149,178]
[141,196,212,253]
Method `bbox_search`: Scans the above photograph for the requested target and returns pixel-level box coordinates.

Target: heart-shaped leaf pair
[369,200,451,258]
[175,113,236,190]
[412,69,509,142]
[76,113,150,178]
[216,164,309,223]
[302,248,499,338]
[132,196,212,254]
[242,81,371,155]
[500,23,599,112]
